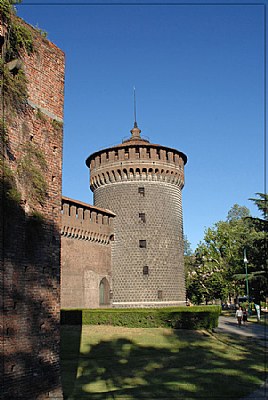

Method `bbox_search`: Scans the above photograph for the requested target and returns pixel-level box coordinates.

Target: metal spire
[130,86,141,139]
[133,86,137,128]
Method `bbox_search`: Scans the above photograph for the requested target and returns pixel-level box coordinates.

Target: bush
[61,306,221,330]
[61,310,82,325]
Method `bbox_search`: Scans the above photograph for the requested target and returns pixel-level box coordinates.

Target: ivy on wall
[0,61,28,111]
[0,158,21,204]
[0,117,8,144]
[0,1,49,211]
[51,119,63,132]
[0,0,17,25]
[5,19,33,61]
[0,0,33,112]
[18,143,48,205]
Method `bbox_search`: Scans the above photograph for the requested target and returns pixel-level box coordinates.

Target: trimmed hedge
[61,305,221,330]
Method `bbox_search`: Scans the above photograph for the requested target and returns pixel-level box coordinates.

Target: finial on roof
[130,125,141,138]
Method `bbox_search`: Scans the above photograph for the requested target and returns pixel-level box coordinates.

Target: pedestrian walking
[242,308,248,326]
[236,306,243,327]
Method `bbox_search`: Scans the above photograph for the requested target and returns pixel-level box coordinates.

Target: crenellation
[139,147,146,159]
[168,151,174,162]
[77,207,83,219]
[62,203,69,215]
[95,155,100,167]
[89,143,186,178]
[118,148,125,160]
[62,197,115,227]
[84,209,90,220]
[129,147,136,159]
[101,152,107,164]
[97,213,103,225]
[174,153,180,166]
[150,147,158,160]
[160,148,167,161]
[91,211,97,223]
[70,205,77,218]
[108,150,115,162]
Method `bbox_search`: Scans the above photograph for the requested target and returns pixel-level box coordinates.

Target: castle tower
[86,122,187,308]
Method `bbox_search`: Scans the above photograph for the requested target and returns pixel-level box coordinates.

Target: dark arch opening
[99,278,110,306]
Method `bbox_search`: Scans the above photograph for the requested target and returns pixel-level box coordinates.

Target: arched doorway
[99,278,110,306]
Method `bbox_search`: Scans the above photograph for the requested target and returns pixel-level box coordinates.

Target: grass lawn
[60,325,266,400]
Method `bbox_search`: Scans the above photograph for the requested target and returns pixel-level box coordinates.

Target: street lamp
[243,248,249,300]
[243,248,251,315]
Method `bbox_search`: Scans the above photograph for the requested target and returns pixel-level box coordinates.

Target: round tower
[86,123,187,308]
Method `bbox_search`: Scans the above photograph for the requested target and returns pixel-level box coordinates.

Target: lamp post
[243,248,249,299]
[243,248,250,315]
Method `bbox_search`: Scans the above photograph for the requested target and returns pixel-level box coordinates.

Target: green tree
[185,240,229,305]
[232,194,267,305]
[183,235,193,256]
[226,203,250,222]
[185,253,204,305]
[185,198,267,306]
[243,193,268,305]
[249,192,268,220]
[185,204,255,305]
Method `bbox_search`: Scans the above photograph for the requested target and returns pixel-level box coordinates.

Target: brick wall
[94,181,186,307]
[1,16,65,400]
[61,197,114,309]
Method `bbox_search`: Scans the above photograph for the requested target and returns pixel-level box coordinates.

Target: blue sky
[17,1,266,250]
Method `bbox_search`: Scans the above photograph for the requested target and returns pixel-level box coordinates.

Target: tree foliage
[183,235,193,256]
[185,198,267,305]
[249,193,268,221]
[0,1,22,26]
[226,203,250,222]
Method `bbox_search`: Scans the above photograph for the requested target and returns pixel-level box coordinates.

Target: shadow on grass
[60,324,82,399]
[60,327,266,400]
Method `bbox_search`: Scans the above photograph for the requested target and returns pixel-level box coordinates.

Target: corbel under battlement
[61,196,115,244]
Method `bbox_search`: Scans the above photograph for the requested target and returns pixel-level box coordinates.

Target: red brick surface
[1,17,65,400]
[61,197,114,308]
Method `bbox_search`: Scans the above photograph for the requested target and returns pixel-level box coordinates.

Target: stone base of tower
[112,301,186,308]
